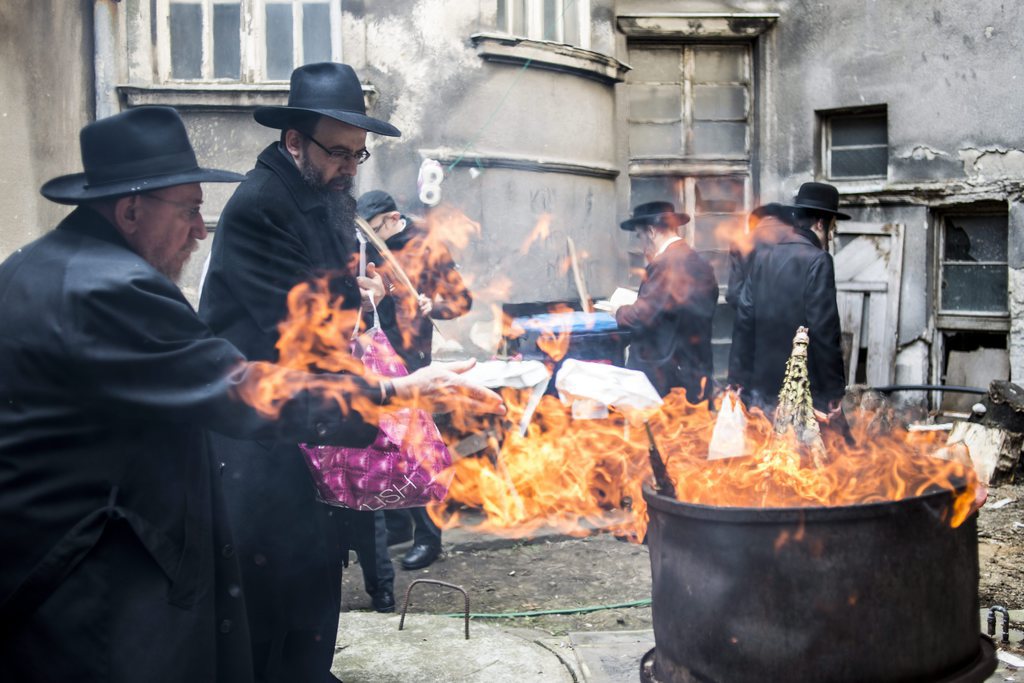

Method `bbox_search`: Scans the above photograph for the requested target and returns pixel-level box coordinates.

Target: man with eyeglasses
[198,62,404,683]
[0,105,503,683]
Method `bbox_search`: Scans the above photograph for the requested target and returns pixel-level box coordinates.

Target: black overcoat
[199,143,390,675]
[727,228,847,411]
[615,239,718,401]
[0,207,377,682]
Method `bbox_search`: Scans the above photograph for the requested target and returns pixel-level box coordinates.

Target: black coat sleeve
[68,266,378,446]
[804,252,847,407]
[727,258,756,389]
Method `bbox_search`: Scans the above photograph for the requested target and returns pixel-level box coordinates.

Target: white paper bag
[708,393,748,460]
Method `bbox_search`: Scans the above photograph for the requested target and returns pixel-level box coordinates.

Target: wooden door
[831,223,905,387]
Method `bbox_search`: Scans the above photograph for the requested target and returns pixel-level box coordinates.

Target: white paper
[708,394,748,460]
[554,359,662,421]
[456,360,551,435]
[594,287,639,313]
[998,650,1024,668]
[458,360,550,389]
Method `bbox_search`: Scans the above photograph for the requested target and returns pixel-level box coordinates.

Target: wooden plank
[836,291,864,385]
[865,291,890,386]
[879,223,904,386]
[833,236,889,283]
[567,237,593,313]
[836,281,887,292]
[832,223,904,388]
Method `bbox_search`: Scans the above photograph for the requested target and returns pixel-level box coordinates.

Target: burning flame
[431,389,980,540]
[237,204,978,546]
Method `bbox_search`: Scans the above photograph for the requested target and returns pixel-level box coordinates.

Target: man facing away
[727,182,849,414]
[613,201,719,403]
[0,106,503,683]
[198,62,405,682]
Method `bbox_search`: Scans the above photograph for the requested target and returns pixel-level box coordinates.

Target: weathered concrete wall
[756,0,1024,196]
[0,1,93,258]
[338,0,627,349]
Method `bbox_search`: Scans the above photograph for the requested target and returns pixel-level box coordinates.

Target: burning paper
[554,359,662,422]
[458,360,550,435]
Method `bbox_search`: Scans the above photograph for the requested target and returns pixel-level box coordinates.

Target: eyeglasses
[142,193,203,220]
[303,133,371,165]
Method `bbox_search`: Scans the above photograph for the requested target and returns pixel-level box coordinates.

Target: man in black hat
[613,201,719,401]
[197,62,406,681]
[727,182,849,413]
[356,189,473,574]
[0,106,503,683]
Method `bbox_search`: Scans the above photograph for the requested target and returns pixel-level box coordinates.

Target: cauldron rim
[641,482,969,523]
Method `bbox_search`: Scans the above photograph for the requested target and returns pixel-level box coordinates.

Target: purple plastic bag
[300,328,453,511]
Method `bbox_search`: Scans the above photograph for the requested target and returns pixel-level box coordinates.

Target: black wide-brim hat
[786,182,851,220]
[254,62,401,137]
[41,106,246,205]
[620,200,691,231]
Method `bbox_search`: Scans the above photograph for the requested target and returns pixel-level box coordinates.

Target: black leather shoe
[401,544,441,570]
[371,589,395,613]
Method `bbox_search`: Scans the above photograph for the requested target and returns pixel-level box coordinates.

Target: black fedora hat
[620,200,691,231]
[254,62,401,137]
[787,182,851,220]
[40,106,246,205]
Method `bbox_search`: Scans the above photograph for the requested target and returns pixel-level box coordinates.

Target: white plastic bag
[708,393,748,460]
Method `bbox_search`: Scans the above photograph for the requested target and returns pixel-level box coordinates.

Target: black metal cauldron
[641,485,996,683]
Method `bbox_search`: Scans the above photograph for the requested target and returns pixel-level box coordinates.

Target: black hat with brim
[254,62,401,137]
[620,200,691,231]
[786,182,852,220]
[41,106,246,205]
[356,190,399,221]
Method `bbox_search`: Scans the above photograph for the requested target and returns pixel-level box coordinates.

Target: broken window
[496,0,590,48]
[160,0,340,82]
[939,213,1009,315]
[821,108,888,180]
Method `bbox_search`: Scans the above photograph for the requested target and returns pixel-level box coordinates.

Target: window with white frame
[496,0,590,49]
[158,0,342,82]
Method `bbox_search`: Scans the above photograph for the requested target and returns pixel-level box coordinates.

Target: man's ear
[113,195,141,235]
[284,129,304,159]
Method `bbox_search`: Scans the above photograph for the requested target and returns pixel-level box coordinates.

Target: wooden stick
[353,215,444,337]
[567,237,593,313]
[354,215,420,297]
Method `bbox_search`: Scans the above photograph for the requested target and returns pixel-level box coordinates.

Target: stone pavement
[330,610,1022,682]
[335,517,1022,682]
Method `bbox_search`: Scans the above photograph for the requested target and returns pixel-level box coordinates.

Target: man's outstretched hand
[392,359,505,416]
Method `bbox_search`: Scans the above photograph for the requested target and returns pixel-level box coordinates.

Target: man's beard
[299,154,359,257]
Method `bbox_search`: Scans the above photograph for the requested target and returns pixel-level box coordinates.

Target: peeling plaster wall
[742,0,1024,196]
[0,1,93,259]
[751,0,1024,386]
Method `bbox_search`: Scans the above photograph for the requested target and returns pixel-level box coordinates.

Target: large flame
[431,389,979,541]
[237,207,978,545]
